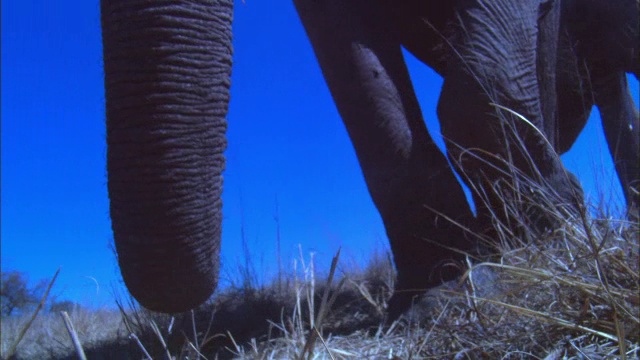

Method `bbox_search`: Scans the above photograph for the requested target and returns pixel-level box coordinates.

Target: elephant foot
[385,265,500,326]
[385,260,469,325]
[473,167,586,251]
[385,289,420,325]
[517,171,585,241]
[386,280,460,326]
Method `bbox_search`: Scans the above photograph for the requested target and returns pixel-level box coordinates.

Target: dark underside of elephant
[101,0,639,319]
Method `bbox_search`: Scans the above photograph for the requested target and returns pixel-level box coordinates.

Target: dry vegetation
[1,305,130,359]
[2,151,639,359]
[2,199,638,359]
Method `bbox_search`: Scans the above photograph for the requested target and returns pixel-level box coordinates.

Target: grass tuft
[3,149,638,359]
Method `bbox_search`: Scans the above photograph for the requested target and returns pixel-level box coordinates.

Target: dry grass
[2,171,638,359]
[2,204,638,359]
[1,306,128,359]
[226,217,638,359]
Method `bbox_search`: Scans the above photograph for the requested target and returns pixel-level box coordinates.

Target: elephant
[100,0,639,320]
[556,0,639,212]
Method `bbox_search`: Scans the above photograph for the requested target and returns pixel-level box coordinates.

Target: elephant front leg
[294,0,477,321]
[595,71,640,215]
[438,0,583,240]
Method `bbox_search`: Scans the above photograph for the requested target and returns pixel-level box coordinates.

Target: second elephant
[295,0,638,320]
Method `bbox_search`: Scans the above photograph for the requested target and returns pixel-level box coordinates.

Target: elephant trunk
[101,0,233,313]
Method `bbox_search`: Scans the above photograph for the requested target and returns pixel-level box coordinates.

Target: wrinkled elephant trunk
[101,0,233,313]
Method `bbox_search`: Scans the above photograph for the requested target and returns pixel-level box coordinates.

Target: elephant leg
[293,0,476,320]
[536,0,561,149]
[555,31,594,155]
[389,2,455,76]
[594,70,640,213]
[562,0,639,77]
[563,0,640,213]
[555,0,639,215]
[437,0,583,239]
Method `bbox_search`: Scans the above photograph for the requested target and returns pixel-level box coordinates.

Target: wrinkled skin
[296,0,577,320]
[101,0,232,312]
[100,0,639,318]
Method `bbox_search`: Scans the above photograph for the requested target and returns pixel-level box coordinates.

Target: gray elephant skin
[100,0,639,319]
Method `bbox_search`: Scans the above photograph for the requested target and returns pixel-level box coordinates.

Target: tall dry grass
[1,306,127,359]
[2,203,637,359]
[3,131,638,359]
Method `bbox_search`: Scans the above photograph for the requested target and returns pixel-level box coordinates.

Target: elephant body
[295,0,582,319]
[100,0,639,318]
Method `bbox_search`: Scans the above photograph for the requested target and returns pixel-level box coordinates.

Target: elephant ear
[101,0,233,313]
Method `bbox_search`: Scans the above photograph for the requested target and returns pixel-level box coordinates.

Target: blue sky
[2,1,637,308]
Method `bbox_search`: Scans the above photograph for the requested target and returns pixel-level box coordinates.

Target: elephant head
[101,0,233,312]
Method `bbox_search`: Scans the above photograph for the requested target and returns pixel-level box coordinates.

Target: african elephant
[100,0,639,319]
